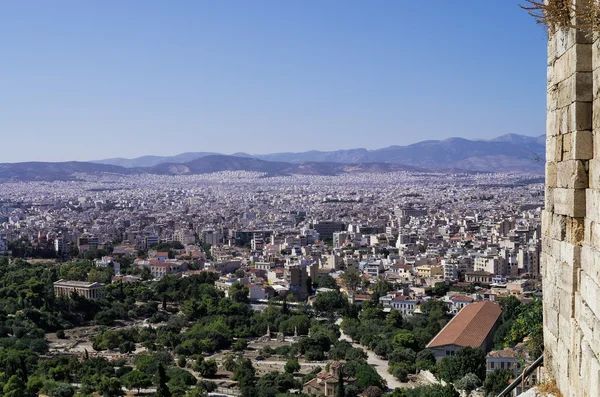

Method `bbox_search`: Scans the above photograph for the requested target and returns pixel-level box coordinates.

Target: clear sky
[1,1,547,163]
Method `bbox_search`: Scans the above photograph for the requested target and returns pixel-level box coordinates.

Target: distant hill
[147,155,426,176]
[0,156,427,182]
[92,152,221,168]
[92,133,545,173]
[0,162,134,182]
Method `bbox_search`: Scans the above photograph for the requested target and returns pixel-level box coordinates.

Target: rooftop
[426,301,502,349]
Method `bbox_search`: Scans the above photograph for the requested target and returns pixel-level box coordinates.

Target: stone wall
[543,3,600,395]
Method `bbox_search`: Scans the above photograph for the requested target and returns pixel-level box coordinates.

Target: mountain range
[0,134,545,182]
[93,133,545,171]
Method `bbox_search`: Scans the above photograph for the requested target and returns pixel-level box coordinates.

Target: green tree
[392,331,418,350]
[222,354,236,372]
[432,282,450,297]
[341,270,362,292]
[155,364,172,397]
[98,376,124,397]
[284,358,300,374]
[232,338,248,352]
[504,299,543,356]
[313,290,348,314]
[233,358,256,390]
[3,375,26,397]
[354,364,386,391]
[122,369,152,393]
[415,349,436,372]
[194,358,218,378]
[454,373,481,393]
[438,347,486,383]
[315,275,339,290]
[372,277,393,296]
[229,282,249,303]
[483,368,511,396]
[185,386,208,397]
[335,365,344,397]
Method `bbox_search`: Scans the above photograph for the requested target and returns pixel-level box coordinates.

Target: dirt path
[336,318,406,391]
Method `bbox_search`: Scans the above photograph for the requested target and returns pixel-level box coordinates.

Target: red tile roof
[426,301,502,349]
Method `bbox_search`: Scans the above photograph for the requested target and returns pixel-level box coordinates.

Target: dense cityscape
[0,170,544,397]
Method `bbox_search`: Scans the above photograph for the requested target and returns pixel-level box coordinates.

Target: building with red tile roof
[426,300,502,360]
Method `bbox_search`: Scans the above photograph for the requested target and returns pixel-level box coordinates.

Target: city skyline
[2,1,546,162]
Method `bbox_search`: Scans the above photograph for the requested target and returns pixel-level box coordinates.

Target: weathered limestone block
[542,235,556,257]
[593,64,600,98]
[589,354,600,397]
[557,160,589,188]
[586,189,600,223]
[580,245,600,283]
[559,240,582,265]
[580,271,600,317]
[567,217,585,245]
[549,213,567,241]
[570,130,593,159]
[558,72,593,108]
[587,159,600,189]
[544,301,561,339]
[545,186,555,212]
[554,43,593,84]
[592,98,600,130]
[546,134,561,162]
[554,188,586,217]
[555,26,594,58]
[559,285,575,319]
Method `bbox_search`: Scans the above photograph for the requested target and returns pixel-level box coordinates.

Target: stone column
[543,1,597,395]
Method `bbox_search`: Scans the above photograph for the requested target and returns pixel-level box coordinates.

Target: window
[490,362,495,369]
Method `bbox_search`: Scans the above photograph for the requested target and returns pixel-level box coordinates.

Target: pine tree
[155,363,171,397]
[335,364,344,397]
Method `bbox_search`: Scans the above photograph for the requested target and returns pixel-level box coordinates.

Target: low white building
[96,256,121,275]
[379,293,418,316]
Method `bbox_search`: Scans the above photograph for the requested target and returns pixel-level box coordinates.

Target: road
[336,318,404,390]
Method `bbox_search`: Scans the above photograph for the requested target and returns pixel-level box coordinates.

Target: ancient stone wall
[543,6,600,395]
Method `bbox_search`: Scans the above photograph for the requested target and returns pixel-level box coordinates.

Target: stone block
[594,64,600,99]
[548,85,559,112]
[555,43,593,83]
[547,108,557,134]
[580,271,600,318]
[570,130,593,159]
[554,188,586,217]
[588,159,600,189]
[542,209,552,236]
[550,213,567,240]
[558,72,593,108]
[581,244,600,284]
[586,189,600,223]
[544,303,560,339]
[592,98,600,131]
[584,218,594,245]
[567,217,585,245]
[560,264,579,298]
[558,311,573,340]
[545,186,555,212]
[549,34,557,66]
[543,252,557,285]
[557,160,589,188]
[560,240,582,265]
[542,235,555,256]
[547,161,558,188]
[546,134,562,162]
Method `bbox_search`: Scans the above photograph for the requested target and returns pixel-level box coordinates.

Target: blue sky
[0,1,547,162]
